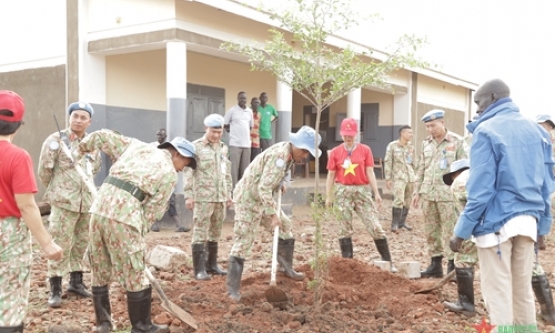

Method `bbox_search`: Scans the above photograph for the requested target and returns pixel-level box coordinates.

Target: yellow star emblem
[343,163,359,176]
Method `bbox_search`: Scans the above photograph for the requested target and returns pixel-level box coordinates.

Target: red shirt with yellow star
[327,143,374,185]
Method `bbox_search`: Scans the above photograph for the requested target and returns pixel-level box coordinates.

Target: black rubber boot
[48,276,62,308]
[277,238,304,281]
[0,324,24,333]
[226,256,244,301]
[391,207,403,232]
[150,221,160,232]
[67,271,92,297]
[447,260,455,275]
[532,274,555,325]
[192,243,211,281]
[374,238,397,273]
[127,287,169,333]
[206,241,227,275]
[339,237,353,258]
[421,256,444,278]
[443,267,475,316]
[400,207,412,231]
[92,285,112,333]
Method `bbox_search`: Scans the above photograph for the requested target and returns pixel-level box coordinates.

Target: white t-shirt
[224,105,253,148]
[475,215,537,248]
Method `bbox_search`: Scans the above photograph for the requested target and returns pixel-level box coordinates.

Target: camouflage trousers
[230,200,293,259]
[454,239,479,268]
[392,181,414,208]
[192,202,226,244]
[89,214,149,292]
[48,206,90,277]
[421,199,458,260]
[333,184,385,240]
[0,217,31,326]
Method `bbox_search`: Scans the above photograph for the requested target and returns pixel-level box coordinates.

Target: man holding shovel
[226,126,321,301]
[73,130,196,333]
[38,101,101,308]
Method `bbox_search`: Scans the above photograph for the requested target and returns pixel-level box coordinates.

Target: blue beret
[421,109,445,122]
[204,113,224,128]
[68,102,94,117]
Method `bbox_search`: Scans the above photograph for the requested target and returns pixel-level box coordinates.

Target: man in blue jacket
[450,79,554,330]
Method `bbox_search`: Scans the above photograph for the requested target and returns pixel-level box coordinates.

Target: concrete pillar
[347,88,362,141]
[275,80,293,143]
[393,75,413,142]
[166,41,187,193]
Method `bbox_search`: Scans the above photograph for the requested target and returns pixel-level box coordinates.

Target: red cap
[0,90,25,122]
[340,118,358,136]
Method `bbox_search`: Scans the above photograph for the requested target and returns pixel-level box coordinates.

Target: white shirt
[224,105,253,148]
[475,215,537,248]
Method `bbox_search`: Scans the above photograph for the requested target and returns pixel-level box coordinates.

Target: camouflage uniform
[38,128,101,278]
[334,184,385,239]
[0,217,31,326]
[74,130,176,291]
[451,170,478,268]
[183,136,232,244]
[230,141,294,259]
[384,140,415,208]
[415,131,468,260]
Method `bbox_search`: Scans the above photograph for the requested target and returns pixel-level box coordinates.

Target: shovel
[144,268,198,329]
[264,189,289,303]
[414,269,456,294]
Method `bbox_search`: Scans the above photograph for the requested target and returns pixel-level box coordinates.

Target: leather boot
[92,285,112,333]
[48,276,62,308]
[374,238,397,273]
[443,267,475,316]
[127,287,169,333]
[205,241,227,275]
[67,271,92,297]
[339,237,353,258]
[226,256,244,301]
[400,207,412,231]
[391,207,403,232]
[421,256,444,278]
[277,238,304,281]
[0,324,24,333]
[192,243,211,281]
[532,274,555,324]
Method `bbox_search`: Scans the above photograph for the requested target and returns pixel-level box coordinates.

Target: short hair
[399,125,411,135]
[0,111,22,135]
[157,128,166,132]
[260,92,267,97]
[237,91,246,97]
[251,97,260,103]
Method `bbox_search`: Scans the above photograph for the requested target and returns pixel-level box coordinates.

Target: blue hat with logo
[158,136,197,170]
[204,113,225,128]
[421,109,445,123]
[443,159,470,186]
[535,114,555,128]
[67,102,94,117]
[289,126,322,158]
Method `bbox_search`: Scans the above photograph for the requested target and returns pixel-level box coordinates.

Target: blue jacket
[454,98,555,239]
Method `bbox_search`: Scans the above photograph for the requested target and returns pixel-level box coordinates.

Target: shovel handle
[144,267,172,307]
[269,189,282,287]
[58,139,98,197]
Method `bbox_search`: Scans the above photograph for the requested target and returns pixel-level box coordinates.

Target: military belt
[104,176,146,202]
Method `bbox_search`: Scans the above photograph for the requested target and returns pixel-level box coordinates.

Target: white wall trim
[0,56,66,73]
[417,96,467,112]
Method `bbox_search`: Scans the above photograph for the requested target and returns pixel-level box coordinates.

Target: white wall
[0,0,66,72]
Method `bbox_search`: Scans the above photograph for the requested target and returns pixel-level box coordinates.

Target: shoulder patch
[49,141,60,151]
[275,158,285,168]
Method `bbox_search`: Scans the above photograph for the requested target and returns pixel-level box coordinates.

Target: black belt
[104,176,146,202]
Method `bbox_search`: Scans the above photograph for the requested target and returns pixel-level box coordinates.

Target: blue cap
[158,137,197,170]
[289,126,322,158]
[535,114,555,127]
[421,109,445,122]
[204,113,224,128]
[68,102,94,117]
[443,159,470,185]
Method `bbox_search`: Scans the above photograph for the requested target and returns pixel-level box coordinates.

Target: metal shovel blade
[265,285,288,303]
[145,268,198,330]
